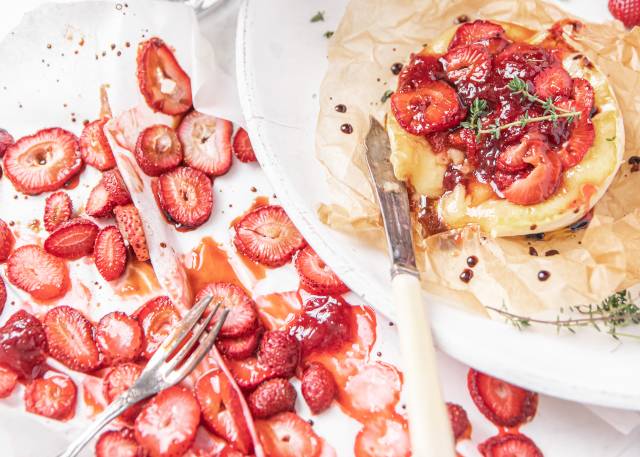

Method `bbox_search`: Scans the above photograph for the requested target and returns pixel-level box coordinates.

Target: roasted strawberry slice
[114,204,150,261]
[397,53,445,92]
[256,412,321,457]
[448,20,507,53]
[194,283,257,338]
[44,191,73,232]
[137,37,192,115]
[96,312,143,364]
[216,327,263,360]
[355,417,410,457]
[3,128,82,195]
[86,182,116,218]
[134,124,183,177]
[294,246,349,295]
[0,310,47,379]
[178,111,234,176]
[94,226,128,281]
[248,378,296,419]
[468,369,538,427]
[495,43,554,82]
[103,169,132,206]
[447,402,471,441]
[233,205,306,267]
[571,77,595,116]
[0,218,14,262]
[7,245,69,300]
[158,166,213,228]
[0,128,14,157]
[478,433,543,457]
[533,66,573,100]
[557,117,595,170]
[442,44,492,85]
[227,357,280,391]
[135,296,181,358]
[391,81,467,136]
[0,365,18,398]
[80,118,116,171]
[135,386,200,457]
[301,362,336,414]
[44,217,99,259]
[96,428,145,457]
[44,306,101,372]
[496,132,544,172]
[24,371,77,420]
[257,330,300,377]
[233,127,257,163]
[103,363,145,422]
[426,131,449,154]
[188,426,244,457]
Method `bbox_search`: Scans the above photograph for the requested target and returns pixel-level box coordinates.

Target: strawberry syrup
[183,237,244,293]
[114,258,159,298]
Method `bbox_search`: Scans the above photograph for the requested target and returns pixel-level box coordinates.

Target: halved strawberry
[447,402,471,441]
[135,386,200,457]
[86,182,116,218]
[397,53,445,92]
[134,124,183,177]
[442,44,492,85]
[232,128,257,163]
[478,433,543,457]
[44,306,101,372]
[390,81,467,136]
[137,37,192,115]
[233,205,306,267]
[534,66,573,100]
[557,118,595,169]
[248,378,296,419]
[7,245,69,300]
[448,20,507,53]
[255,412,321,457]
[44,191,73,232]
[24,371,77,420]
[178,111,233,176]
[80,118,116,171]
[194,283,257,338]
[103,169,132,206]
[94,226,128,282]
[468,369,538,427]
[227,357,280,391]
[0,277,5,315]
[294,246,349,295]
[257,330,300,377]
[135,296,181,358]
[44,217,99,259]
[0,310,48,379]
[157,166,213,228]
[103,363,145,422]
[114,204,150,262]
[0,365,18,398]
[571,77,595,116]
[96,312,143,364]
[301,362,336,414]
[3,128,83,195]
[216,327,263,360]
[96,428,145,457]
[0,218,14,262]
[0,128,14,157]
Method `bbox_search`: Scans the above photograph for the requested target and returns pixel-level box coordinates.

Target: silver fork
[57,295,229,457]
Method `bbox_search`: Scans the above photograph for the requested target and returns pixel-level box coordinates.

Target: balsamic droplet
[466,255,478,268]
[390,62,403,75]
[459,269,473,283]
[456,14,470,23]
[340,123,353,134]
[628,156,640,172]
[537,270,551,281]
[545,249,559,257]
[529,246,538,256]
[334,104,347,113]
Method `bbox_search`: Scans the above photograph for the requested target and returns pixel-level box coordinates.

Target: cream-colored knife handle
[392,273,455,457]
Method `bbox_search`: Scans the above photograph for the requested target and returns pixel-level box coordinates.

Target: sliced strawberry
[114,204,150,261]
[0,365,18,398]
[449,20,507,53]
[137,37,192,115]
[158,166,213,228]
[233,205,306,267]
[44,191,73,232]
[80,118,116,171]
[134,124,183,177]
[216,327,263,360]
[257,330,300,377]
[0,218,14,262]
[248,378,296,419]
[227,357,280,391]
[495,44,554,82]
[135,296,181,358]
[135,386,200,457]
[0,277,5,315]
[24,371,77,420]
[496,132,545,172]
[390,81,467,136]
[0,310,48,379]
[301,362,336,414]
[3,128,82,195]
[96,428,145,457]
[354,417,410,457]
[103,169,133,206]
[557,118,595,169]
[478,433,543,457]
[0,128,14,157]
[188,426,245,457]
[96,312,143,364]
[534,66,573,100]
[44,306,101,372]
[232,128,257,163]
[571,77,595,116]
[468,369,538,427]
[442,44,492,85]
[103,363,145,422]
[294,246,349,295]
[44,217,99,259]
[7,245,69,300]
[447,402,471,441]
[194,283,257,338]
[178,111,234,176]
[86,182,116,218]
[94,226,128,282]
[397,53,445,92]
[255,412,321,457]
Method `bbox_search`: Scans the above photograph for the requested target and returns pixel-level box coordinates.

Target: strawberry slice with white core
[232,128,257,163]
[255,412,321,457]
[135,296,181,358]
[0,218,15,262]
[80,118,116,171]
[448,20,507,53]
[557,118,595,170]
[478,433,543,457]
[0,365,18,398]
[194,283,257,338]
[86,182,116,218]
[178,111,233,176]
[96,312,143,364]
[0,128,14,157]
[533,66,573,100]
[24,371,77,420]
[137,37,193,115]
[158,166,213,228]
[7,244,69,300]
[354,417,411,457]
[44,217,99,259]
[96,428,145,457]
[114,204,150,261]
[44,191,73,231]
[103,363,145,422]
[94,226,128,281]
[134,124,183,177]
[441,44,492,84]
[3,128,82,195]
[227,357,280,391]
[295,246,349,295]
[233,205,306,267]
[216,327,263,360]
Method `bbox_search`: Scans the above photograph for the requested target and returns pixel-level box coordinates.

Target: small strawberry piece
[136,296,181,358]
[227,357,280,391]
[0,310,48,379]
[0,128,14,157]
[96,428,145,457]
[96,312,143,364]
[158,166,213,228]
[0,365,18,398]
[3,128,82,195]
[86,182,116,218]
[557,118,596,169]
[442,44,492,85]
[295,246,349,295]
[301,362,336,414]
[447,402,471,441]
[135,124,183,177]
[7,245,69,300]
[534,66,573,100]
[390,81,467,136]
[103,363,145,421]
[248,378,296,419]
[426,131,449,154]
[188,426,245,457]
[24,372,77,420]
[178,111,233,176]
[0,277,5,315]
[397,54,445,92]
[468,369,538,427]
[103,169,133,206]
[233,205,306,267]
[94,226,128,282]
[80,118,116,171]
[256,412,321,457]
[135,386,200,457]
[45,306,101,372]
[609,0,640,28]
[354,417,411,457]
[44,191,73,232]
[495,44,554,82]
[571,78,595,116]
[232,128,257,163]
[137,37,192,115]
[449,20,507,52]
[114,204,150,261]
[479,433,543,457]
[44,217,99,259]
[195,283,257,338]
[216,327,263,360]
[0,218,14,262]
[257,330,300,377]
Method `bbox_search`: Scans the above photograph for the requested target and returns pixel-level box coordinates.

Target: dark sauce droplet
[456,14,470,23]
[538,270,551,281]
[466,256,478,268]
[628,156,640,172]
[529,246,538,256]
[459,269,473,283]
[545,249,559,257]
[340,123,353,134]
[334,104,347,113]
[390,62,403,75]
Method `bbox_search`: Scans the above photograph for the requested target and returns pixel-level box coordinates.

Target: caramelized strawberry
[0,310,48,379]
[216,327,263,360]
[80,118,116,171]
[294,246,349,295]
[572,78,595,116]
[96,312,143,364]
[447,402,471,441]
[442,44,492,85]
[137,37,192,115]
[96,428,145,457]
[256,412,321,457]
[94,226,128,281]
[44,306,101,372]
[178,111,234,176]
[7,245,69,300]
[86,182,116,218]
[557,118,595,169]
[397,54,445,92]
[103,363,145,421]
[24,371,77,420]
[301,362,336,414]
[448,20,507,53]
[103,169,133,206]
[114,204,150,262]
[248,378,296,419]
[232,127,257,163]
[478,433,543,457]
[227,357,280,391]
[257,330,300,377]
[0,128,14,157]
[158,166,213,228]
[3,128,83,195]
[135,296,181,358]
[0,218,14,262]
[0,365,18,398]
[533,66,573,100]
[135,124,183,177]
[44,191,73,232]
[44,218,99,259]
[495,43,554,82]
[194,283,257,338]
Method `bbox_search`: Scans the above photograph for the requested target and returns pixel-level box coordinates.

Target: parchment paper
[316,0,640,316]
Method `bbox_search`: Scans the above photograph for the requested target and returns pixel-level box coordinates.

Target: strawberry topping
[557,117,596,170]
[44,217,99,259]
[0,128,14,157]
[216,326,263,360]
[96,428,145,457]
[478,433,543,457]
[294,246,349,295]
[135,296,181,358]
[301,362,336,414]
[233,127,258,163]
[0,365,18,398]
[194,283,258,338]
[178,111,234,176]
[397,54,445,92]
[534,66,573,100]
[94,226,128,281]
[354,417,411,457]
[103,363,145,422]
[158,166,213,228]
[442,44,492,86]
[44,191,73,232]
[248,377,297,419]
[0,218,14,262]
[80,118,116,171]
[447,402,471,441]
[24,371,77,420]
[448,20,507,52]
[257,330,300,378]
[96,312,143,364]
[7,244,69,300]
[135,124,183,176]
[0,310,48,379]
[114,204,150,262]
[255,412,321,457]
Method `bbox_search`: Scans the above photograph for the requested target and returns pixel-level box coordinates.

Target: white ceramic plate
[236,0,640,410]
